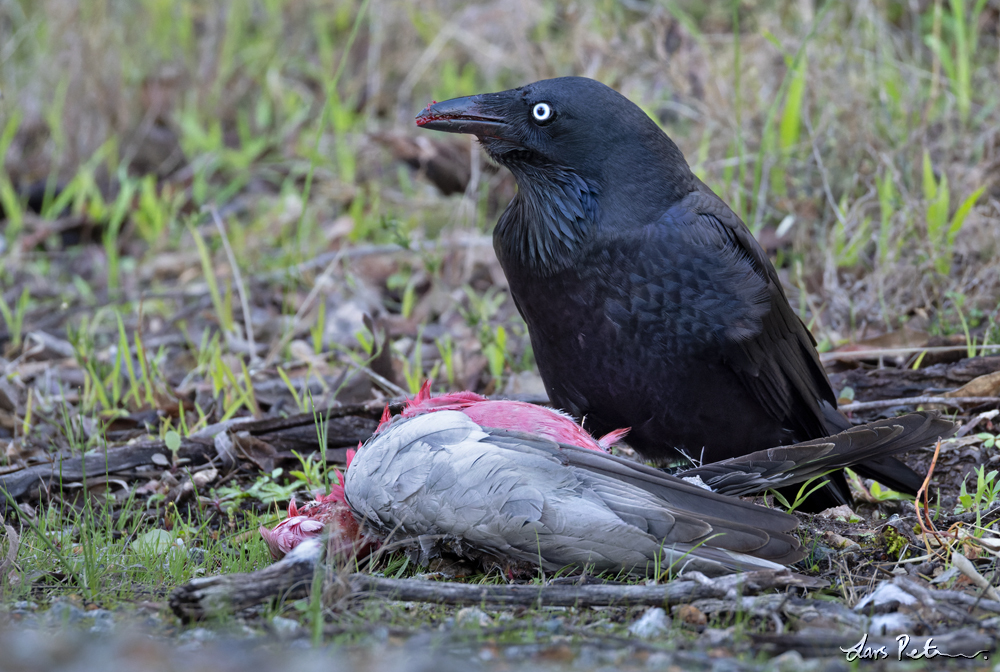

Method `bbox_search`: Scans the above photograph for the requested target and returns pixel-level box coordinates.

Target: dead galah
[346,410,802,577]
[344,408,953,577]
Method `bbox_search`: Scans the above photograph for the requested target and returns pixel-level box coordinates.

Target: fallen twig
[0,403,387,501]
[820,344,1000,363]
[0,440,216,502]
[839,396,1000,412]
[0,512,19,592]
[348,570,825,607]
[951,550,1000,602]
[209,207,259,367]
[169,537,826,621]
[171,536,324,622]
[891,575,997,622]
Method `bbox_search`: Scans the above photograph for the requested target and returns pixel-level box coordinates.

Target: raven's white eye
[532,102,553,123]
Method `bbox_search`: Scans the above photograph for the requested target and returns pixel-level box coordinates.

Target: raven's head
[416,78,694,274]
[416,77,690,198]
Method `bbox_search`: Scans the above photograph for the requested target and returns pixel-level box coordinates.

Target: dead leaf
[945,370,1000,398]
[288,340,330,371]
[323,215,354,243]
[232,431,277,472]
[192,467,218,489]
[0,409,18,431]
[23,331,76,360]
[0,376,20,413]
[821,531,860,550]
[816,504,856,520]
[372,131,471,195]
[951,550,1000,601]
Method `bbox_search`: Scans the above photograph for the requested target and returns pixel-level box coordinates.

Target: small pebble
[271,616,301,638]
[766,650,804,672]
[700,627,731,647]
[177,627,217,649]
[44,601,86,627]
[455,606,492,628]
[89,609,115,635]
[539,616,563,633]
[628,607,670,638]
[645,651,674,668]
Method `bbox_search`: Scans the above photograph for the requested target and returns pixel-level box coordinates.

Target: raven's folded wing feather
[679,412,956,496]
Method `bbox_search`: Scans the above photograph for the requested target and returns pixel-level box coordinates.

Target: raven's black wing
[679,412,955,496]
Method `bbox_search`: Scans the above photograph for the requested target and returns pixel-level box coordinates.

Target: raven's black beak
[415,95,506,137]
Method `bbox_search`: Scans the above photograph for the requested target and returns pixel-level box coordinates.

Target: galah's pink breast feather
[391,381,627,451]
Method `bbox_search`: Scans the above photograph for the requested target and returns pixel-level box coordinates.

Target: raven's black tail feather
[678,412,956,510]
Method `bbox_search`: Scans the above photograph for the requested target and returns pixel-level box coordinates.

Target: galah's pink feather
[387,380,628,451]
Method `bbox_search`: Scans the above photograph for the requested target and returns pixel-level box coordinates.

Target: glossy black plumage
[678,411,955,497]
[417,77,941,510]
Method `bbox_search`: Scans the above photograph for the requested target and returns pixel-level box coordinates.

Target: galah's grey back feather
[345,411,801,576]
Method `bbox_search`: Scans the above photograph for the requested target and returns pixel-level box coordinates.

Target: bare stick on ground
[169,538,826,622]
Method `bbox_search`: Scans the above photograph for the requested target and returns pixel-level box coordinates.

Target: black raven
[416,77,939,509]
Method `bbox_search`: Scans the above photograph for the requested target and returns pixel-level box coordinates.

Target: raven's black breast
[504,212,808,464]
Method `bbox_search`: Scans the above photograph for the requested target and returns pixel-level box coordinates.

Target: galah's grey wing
[346,411,801,577]
[347,412,678,574]
[488,431,802,565]
[677,412,955,497]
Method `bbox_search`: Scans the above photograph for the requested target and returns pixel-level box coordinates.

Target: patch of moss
[883,526,910,559]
